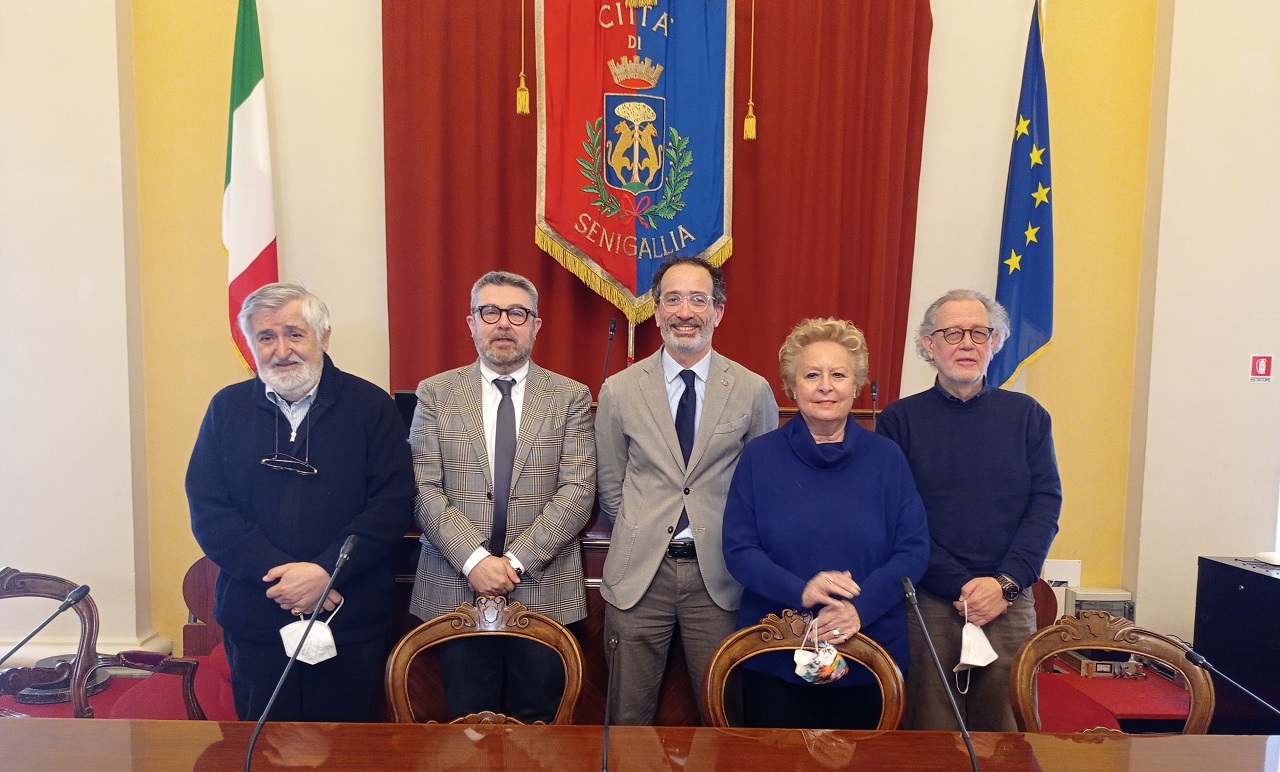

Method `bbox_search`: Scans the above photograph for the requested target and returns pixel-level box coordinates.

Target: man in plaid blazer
[409,271,595,722]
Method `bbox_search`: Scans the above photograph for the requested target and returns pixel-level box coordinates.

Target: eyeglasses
[261,408,318,475]
[931,327,994,345]
[659,292,712,311]
[473,305,535,326]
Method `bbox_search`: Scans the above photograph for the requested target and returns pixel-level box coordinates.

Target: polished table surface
[1,719,1276,771]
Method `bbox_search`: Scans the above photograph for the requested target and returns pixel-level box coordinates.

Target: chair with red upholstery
[0,567,100,718]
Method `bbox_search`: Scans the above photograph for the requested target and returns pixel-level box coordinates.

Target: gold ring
[291,608,302,616]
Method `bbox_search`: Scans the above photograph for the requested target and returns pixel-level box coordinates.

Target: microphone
[244,535,358,772]
[1183,644,1280,721]
[601,318,618,392]
[601,633,620,772]
[901,577,979,772]
[0,584,91,668]
[869,380,879,431]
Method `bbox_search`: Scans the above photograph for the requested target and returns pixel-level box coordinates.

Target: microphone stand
[902,577,979,772]
[1184,646,1280,721]
[0,585,91,667]
[601,634,620,772]
[601,319,617,393]
[869,381,879,431]
[244,536,358,772]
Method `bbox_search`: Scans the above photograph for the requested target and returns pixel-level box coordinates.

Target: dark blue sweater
[875,380,1061,600]
[723,415,929,684]
[187,355,414,644]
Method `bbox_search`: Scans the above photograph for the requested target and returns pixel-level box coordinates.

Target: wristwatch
[994,573,1021,603]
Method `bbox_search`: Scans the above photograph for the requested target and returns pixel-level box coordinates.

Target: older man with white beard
[187,282,414,722]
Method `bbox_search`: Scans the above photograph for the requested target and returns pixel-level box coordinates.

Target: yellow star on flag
[1004,249,1023,273]
[1031,182,1050,208]
[1014,114,1030,139]
[1029,144,1046,167]
[1024,221,1040,245]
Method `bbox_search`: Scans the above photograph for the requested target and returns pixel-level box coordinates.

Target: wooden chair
[96,650,206,720]
[181,556,222,656]
[702,609,906,729]
[1031,578,1059,630]
[0,567,100,718]
[1009,610,1215,733]
[384,597,584,724]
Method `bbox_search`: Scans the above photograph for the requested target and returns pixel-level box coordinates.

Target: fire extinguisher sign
[1251,356,1272,383]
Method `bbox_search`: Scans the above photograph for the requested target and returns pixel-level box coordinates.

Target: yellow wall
[1028,2,1156,587]
[133,0,244,652]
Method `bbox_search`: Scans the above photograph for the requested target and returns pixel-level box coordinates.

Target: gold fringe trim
[996,339,1052,389]
[626,0,657,8]
[535,227,734,325]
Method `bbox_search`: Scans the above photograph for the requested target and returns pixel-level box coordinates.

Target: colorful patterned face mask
[794,616,849,685]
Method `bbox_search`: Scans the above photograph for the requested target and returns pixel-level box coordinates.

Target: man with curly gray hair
[876,288,1061,732]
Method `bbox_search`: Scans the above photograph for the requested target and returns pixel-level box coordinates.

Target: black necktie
[674,369,696,535]
[491,378,516,555]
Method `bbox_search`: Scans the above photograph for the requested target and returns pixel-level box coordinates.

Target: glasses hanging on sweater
[261,406,317,475]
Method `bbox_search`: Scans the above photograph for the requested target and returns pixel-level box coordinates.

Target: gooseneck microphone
[869,380,879,431]
[601,633,620,772]
[1183,645,1280,721]
[601,318,618,392]
[902,577,979,772]
[0,584,91,667]
[244,535,359,772]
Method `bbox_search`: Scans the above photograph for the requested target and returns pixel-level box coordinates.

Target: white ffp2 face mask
[953,600,998,693]
[279,598,343,665]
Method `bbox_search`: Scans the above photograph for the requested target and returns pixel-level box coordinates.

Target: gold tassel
[743,0,758,140]
[516,73,530,115]
[515,0,530,115]
[626,0,657,8]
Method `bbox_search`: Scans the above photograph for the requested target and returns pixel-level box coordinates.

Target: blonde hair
[778,317,870,400]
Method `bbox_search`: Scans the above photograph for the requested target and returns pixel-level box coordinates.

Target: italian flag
[223,0,277,371]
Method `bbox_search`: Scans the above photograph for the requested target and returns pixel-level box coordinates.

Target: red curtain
[384,1,931,406]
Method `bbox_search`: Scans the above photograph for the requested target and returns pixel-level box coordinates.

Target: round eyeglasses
[473,305,535,326]
[931,326,994,345]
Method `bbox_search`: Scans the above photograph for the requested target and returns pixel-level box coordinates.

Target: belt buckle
[667,541,695,559]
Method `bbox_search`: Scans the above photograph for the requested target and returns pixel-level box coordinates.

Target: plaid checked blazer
[409,362,596,625]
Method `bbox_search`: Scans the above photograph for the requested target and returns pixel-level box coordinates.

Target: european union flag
[990,2,1053,387]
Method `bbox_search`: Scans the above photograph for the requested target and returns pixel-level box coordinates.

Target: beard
[474,330,534,371]
[658,318,714,359]
[259,355,322,402]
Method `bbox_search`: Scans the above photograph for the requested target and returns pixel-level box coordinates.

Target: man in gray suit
[410,271,596,722]
[596,256,778,724]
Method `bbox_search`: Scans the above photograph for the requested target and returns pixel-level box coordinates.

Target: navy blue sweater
[875,380,1061,600]
[723,415,929,684]
[187,355,414,644]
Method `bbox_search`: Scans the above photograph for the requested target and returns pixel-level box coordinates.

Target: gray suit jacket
[596,349,778,611]
[409,362,596,624]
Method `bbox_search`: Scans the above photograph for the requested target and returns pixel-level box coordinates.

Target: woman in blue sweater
[722,318,929,728]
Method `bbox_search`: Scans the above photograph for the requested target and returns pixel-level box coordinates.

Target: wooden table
[1,719,1275,771]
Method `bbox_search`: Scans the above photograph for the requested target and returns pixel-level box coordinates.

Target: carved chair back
[384,597,584,725]
[702,609,906,729]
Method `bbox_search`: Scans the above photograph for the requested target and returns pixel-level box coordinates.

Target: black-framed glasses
[474,305,535,326]
[261,407,318,475]
[659,292,711,311]
[931,326,994,345]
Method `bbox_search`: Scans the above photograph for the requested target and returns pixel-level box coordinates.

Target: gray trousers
[603,554,737,725]
[904,587,1036,731]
